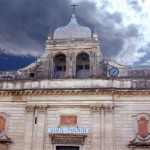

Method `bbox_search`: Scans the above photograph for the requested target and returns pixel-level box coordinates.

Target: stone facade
[0,12,150,150]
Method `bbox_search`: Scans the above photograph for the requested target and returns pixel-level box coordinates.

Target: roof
[53,14,91,39]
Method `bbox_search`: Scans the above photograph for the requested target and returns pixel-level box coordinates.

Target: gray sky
[0,0,150,67]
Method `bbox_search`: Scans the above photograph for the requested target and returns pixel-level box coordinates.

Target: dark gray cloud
[0,0,148,67]
[0,0,72,56]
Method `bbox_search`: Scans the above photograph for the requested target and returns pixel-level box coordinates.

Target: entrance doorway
[56,146,79,150]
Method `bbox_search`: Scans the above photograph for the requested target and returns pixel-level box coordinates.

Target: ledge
[128,142,150,148]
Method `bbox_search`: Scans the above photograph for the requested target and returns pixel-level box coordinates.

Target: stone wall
[0,79,150,150]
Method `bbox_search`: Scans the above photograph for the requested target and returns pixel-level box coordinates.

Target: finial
[70,3,78,14]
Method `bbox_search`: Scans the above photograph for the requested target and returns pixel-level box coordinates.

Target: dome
[53,14,91,39]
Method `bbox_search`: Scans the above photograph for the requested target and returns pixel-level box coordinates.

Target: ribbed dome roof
[53,14,91,39]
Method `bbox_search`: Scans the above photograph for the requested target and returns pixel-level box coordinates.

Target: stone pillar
[100,106,105,150]
[89,51,93,77]
[91,106,101,150]
[72,51,76,78]
[93,51,97,77]
[35,105,47,150]
[96,49,103,77]
[105,106,114,150]
[23,105,35,150]
[91,104,114,150]
[68,51,75,78]
[65,53,69,78]
[50,54,54,78]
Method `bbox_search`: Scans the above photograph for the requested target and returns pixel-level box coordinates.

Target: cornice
[0,89,150,96]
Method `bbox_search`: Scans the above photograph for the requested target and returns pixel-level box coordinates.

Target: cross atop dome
[70,3,78,14]
[53,3,91,40]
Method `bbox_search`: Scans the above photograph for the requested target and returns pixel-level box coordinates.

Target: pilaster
[91,104,114,150]
[50,54,54,78]
[100,106,105,150]
[89,52,93,77]
[91,106,101,150]
[23,105,35,150]
[104,106,114,150]
[35,105,47,150]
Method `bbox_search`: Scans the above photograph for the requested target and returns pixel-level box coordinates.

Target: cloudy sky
[0,0,150,70]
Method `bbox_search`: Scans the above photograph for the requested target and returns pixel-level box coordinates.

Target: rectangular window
[85,65,89,69]
[78,65,83,70]
[56,66,66,71]
[63,66,66,71]
[57,66,63,71]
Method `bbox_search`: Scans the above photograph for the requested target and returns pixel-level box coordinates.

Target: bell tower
[44,4,104,79]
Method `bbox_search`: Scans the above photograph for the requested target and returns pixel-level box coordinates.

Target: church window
[29,73,35,78]
[85,65,89,70]
[54,54,66,79]
[76,53,90,78]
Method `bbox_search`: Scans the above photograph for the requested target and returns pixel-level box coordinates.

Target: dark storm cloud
[0,0,145,66]
[71,1,125,57]
[74,0,143,61]
[0,0,72,56]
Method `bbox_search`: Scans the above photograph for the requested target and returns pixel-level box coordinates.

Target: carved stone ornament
[25,105,35,113]
[91,104,114,113]
[36,105,47,113]
[1,89,150,96]
[128,113,150,148]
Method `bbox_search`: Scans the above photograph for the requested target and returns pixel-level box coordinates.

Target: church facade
[0,10,150,150]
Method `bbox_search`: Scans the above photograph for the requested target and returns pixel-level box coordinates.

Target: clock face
[109,68,119,77]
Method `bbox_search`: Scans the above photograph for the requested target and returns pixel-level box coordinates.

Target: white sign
[48,127,88,134]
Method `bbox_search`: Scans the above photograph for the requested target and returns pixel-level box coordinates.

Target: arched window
[76,53,90,78]
[54,54,66,79]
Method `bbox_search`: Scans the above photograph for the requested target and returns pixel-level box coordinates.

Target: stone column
[89,51,93,77]
[96,49,103,77]
[105,106,114,150]
[91,104,114,150]
[100,106,105,150]
[50,53,54,78]
[93,51,97,77]
[91,106,101,150]
[35,105,47,150]
[23,105,35,150]
[72,51,76,78]
[68,51,75,78]
[65,53,69,78]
